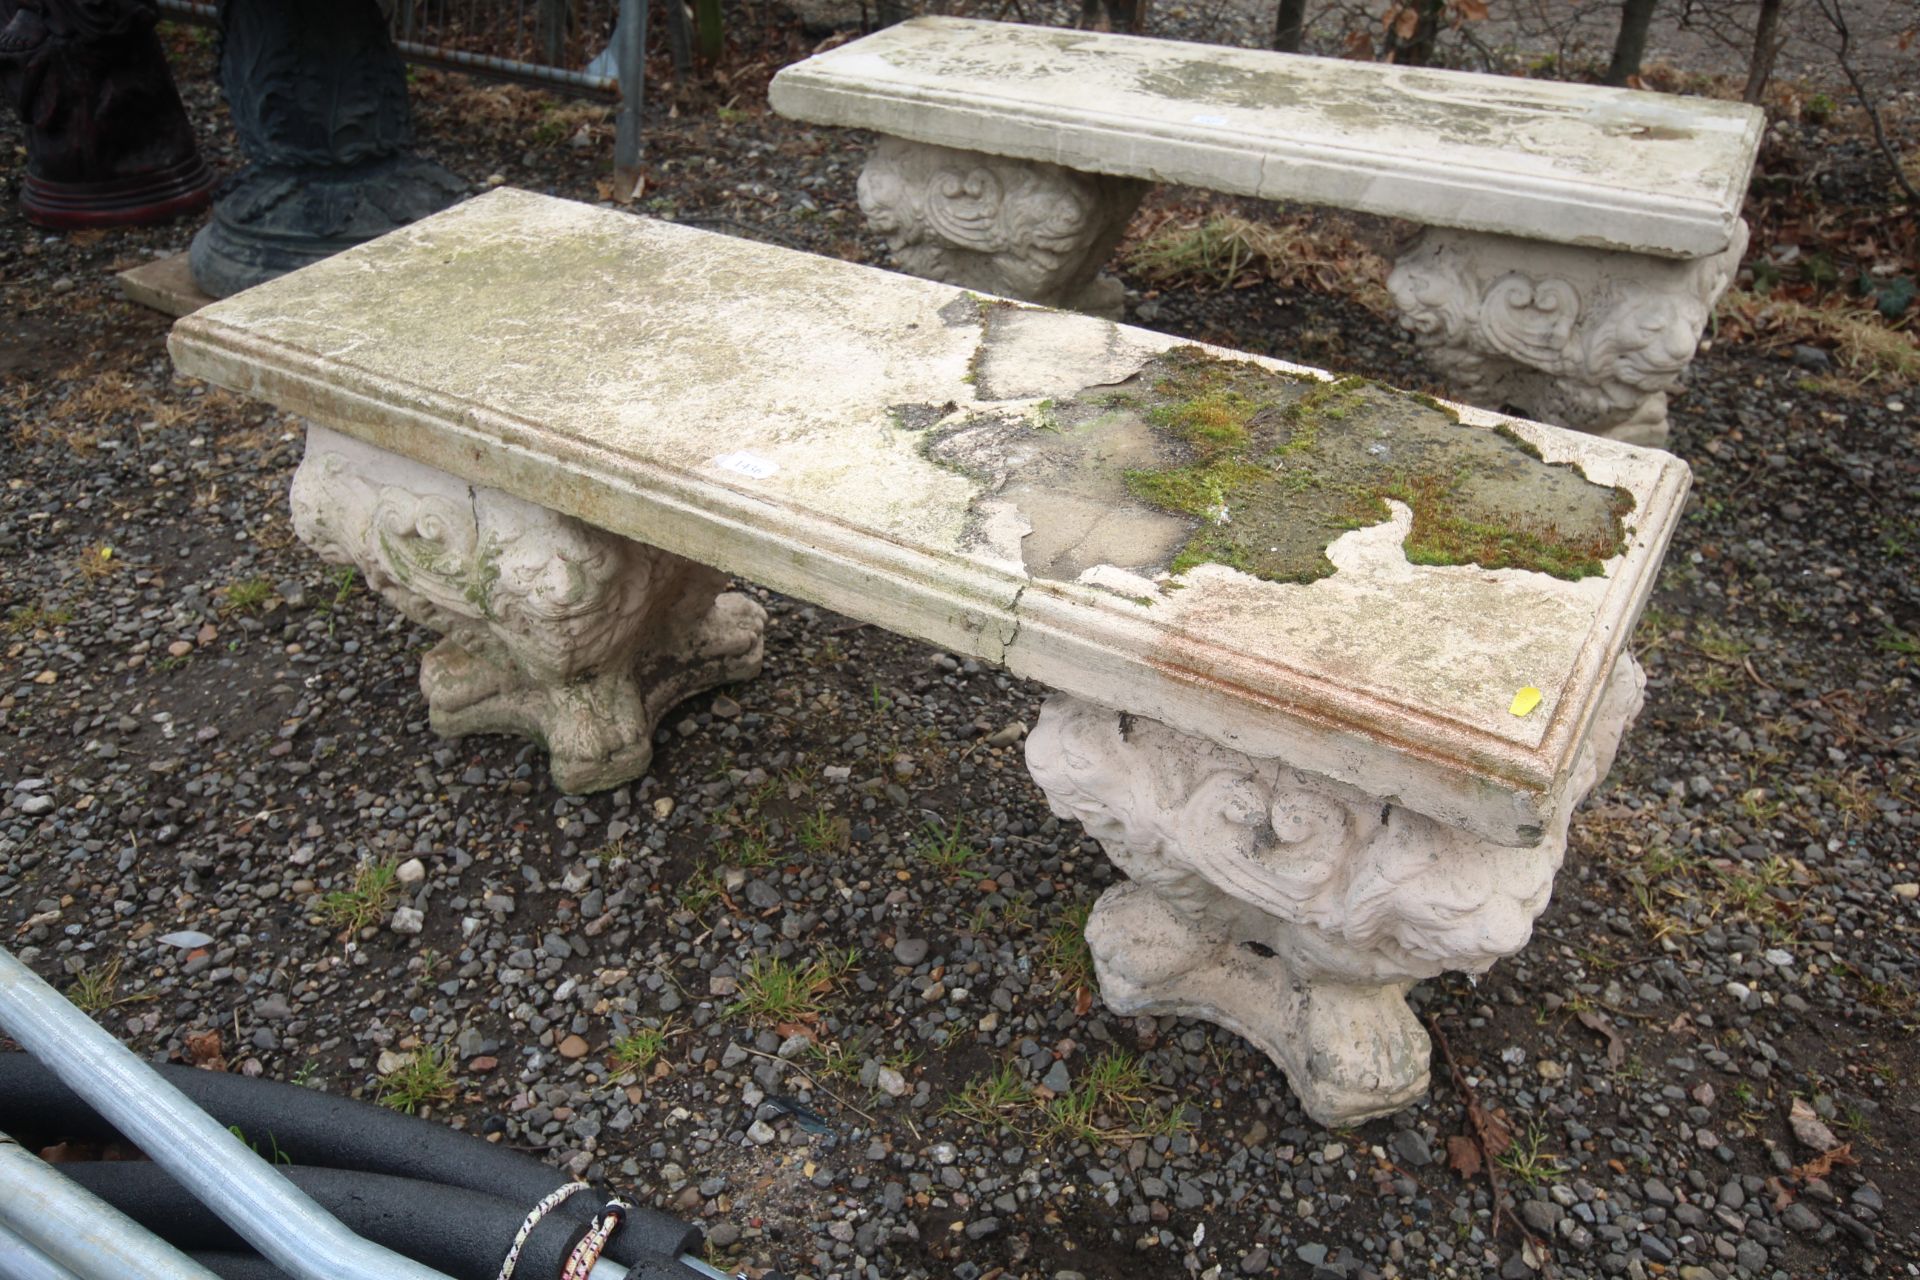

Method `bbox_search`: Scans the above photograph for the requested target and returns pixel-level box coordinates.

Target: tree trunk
[1274,0,1307,52]
[1743,0,1786,103]
[1603,0,1657,85]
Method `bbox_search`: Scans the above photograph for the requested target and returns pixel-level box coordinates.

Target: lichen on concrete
[1106,346,1633,583]
[897,341,1632,589]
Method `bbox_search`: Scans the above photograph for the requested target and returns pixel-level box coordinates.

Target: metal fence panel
[156,0,628,98]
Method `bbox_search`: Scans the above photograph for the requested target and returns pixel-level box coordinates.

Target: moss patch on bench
[897,331,1630,589]
[1107,346,1632,584]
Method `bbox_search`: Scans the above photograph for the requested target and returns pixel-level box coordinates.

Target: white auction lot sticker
[711,451,779,479]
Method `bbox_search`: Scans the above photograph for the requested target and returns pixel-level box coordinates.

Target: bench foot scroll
[858,136,1147,318]
[290,424,765,793]
[1388,222,1747,447]
[1025,666,1643,1124]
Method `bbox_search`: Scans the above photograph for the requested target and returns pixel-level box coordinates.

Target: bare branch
[1808,0,1920,203]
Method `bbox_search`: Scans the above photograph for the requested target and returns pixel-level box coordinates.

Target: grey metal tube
[391,40,619,97]
[613,0,648,198]
[0,1221,85,1280]
[0,1138,222,1280]
[0,949,451,1280]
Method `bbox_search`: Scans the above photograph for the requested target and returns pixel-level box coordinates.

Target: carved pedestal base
[1026,662,1643,1124]
[290,425,765,793]
[857,136,1147,319]
[1387,223,1747,448]
[1088,880,1430,1122]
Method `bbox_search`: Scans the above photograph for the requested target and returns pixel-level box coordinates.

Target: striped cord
[561,1199,633,1280]
[496,1181,592,1280]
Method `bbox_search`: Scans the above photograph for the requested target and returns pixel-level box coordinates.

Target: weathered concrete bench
[769,17,1763,447]
[168,188,1687,1126]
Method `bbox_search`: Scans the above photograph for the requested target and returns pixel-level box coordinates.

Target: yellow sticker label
[1509,686,1543,717]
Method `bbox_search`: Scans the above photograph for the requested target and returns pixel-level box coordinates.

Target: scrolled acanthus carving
[856,135,1146,317]
[289,424,764,793]
[1387,222,1749,444]
[1023,659,1645,1122]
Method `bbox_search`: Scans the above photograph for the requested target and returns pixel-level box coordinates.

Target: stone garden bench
[768,17,1764,447]
[167,188,1686,1126]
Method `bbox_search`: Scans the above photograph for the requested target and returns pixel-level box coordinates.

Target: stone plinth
[0,0,215,229]
[291,425,766,793]
[170,189,1689,1121]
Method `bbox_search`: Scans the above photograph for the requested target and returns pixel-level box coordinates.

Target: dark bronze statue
[0,0,214,228]
[188,0,466,297]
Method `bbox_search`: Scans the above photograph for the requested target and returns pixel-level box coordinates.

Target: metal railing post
[613,0,648,200]
[0,1221,85,1280]
[0,949,453,1280]
[0,1139,223,1280]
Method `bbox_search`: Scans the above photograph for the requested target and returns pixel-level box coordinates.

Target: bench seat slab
[167,188,1688,850]
[773,18,1761,442]
[168,189,1692,1122]
[769,16,1761,260]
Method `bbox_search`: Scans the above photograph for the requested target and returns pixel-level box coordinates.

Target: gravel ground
[3,11,1918,1280]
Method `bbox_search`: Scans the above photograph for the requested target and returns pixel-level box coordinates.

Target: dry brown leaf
[1791,1143,1858,1180]
[1576,1007,1628,1068]
[1455,0,1489,21]
[1475,1103,1515,1159]
[183,1029,227,1072]
[1446,1132,1482,1178]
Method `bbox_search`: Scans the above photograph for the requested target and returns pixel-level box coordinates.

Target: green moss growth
[1115,347,1631,584]
[1374,471,1620,580]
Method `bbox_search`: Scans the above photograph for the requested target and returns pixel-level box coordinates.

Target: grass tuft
[944,1063,1033,1129]
[1123,211,1394,316]
[223,577,273,614]
[611,1023,671,1076]
[729,949,857,1025]
[5,603,74,635]
[319,859,400,932]
[68,956,146,1012]
[913,820,979,878]
[376,1044,457,1114]
[1719,289,1920,382]
[1043,902,1096,993]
